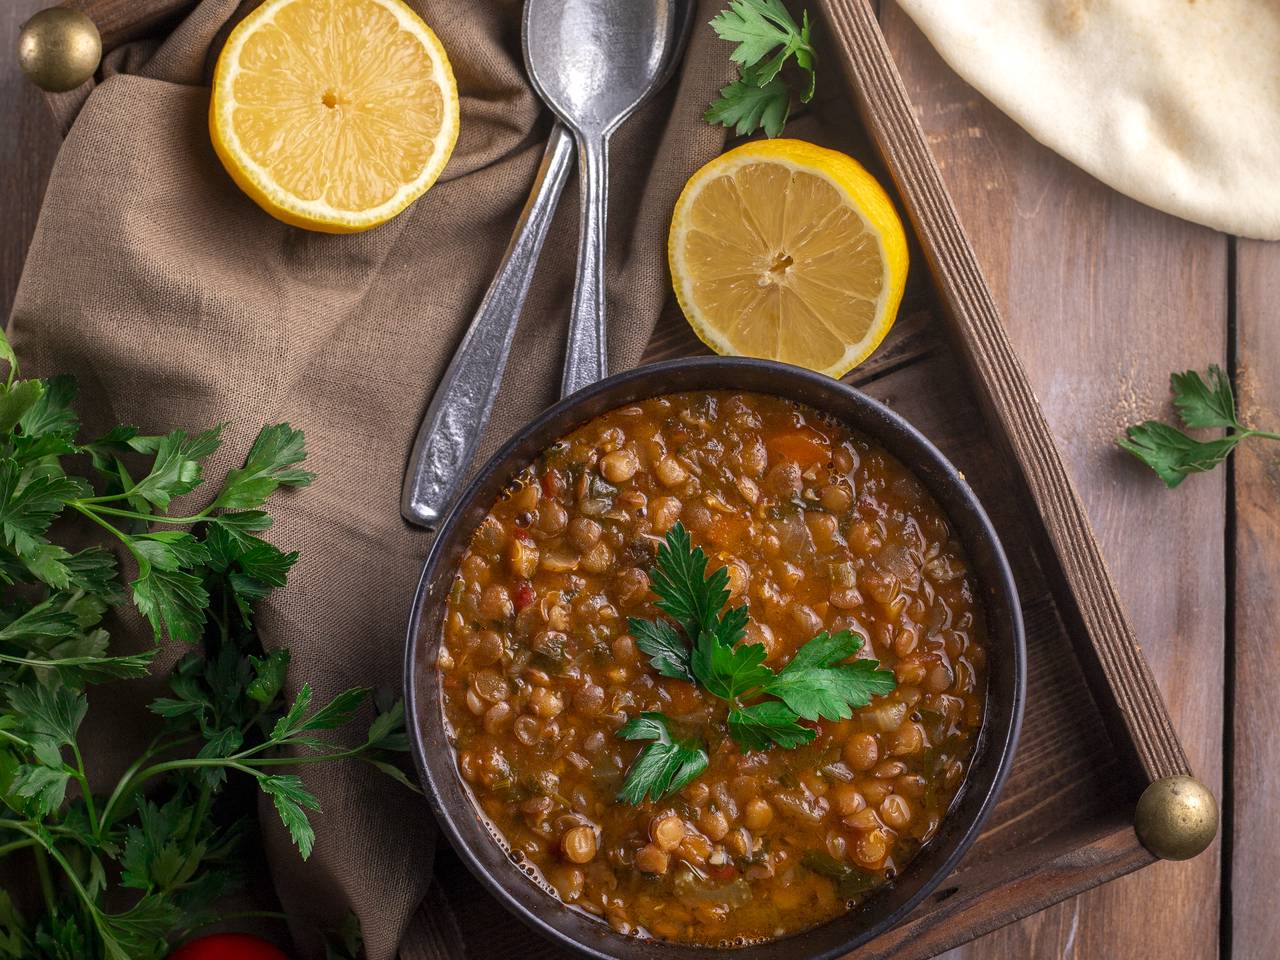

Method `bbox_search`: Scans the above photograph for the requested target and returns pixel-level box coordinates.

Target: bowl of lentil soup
[406,357,1024,959]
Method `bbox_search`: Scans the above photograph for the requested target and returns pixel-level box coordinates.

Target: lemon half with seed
[210,0,459,233]
[669,139,908,378]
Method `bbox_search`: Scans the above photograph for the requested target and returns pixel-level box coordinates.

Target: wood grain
[877,6,1225,959]
[860,821,1148,960]
[1229,239,1280,959]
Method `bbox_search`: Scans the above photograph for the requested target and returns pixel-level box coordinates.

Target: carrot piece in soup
[767,427,830,468]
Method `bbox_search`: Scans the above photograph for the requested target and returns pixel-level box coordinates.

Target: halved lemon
[210,0,459,233]
[669,139,908,378]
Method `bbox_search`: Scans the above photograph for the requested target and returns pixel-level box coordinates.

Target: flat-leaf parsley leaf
[761,630,896,722]
[706,0,816,138]
[628,617,694,683]
[1118,365,1279,487]
[727,700,814,752]
[616,712,709,805]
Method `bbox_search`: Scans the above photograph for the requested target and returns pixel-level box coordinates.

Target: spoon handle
[560,134,609,398]
[400,123,575,529]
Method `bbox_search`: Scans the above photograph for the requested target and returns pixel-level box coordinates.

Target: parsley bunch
[618,523,895,804]
[1118,365,1279,488]
[0,329,414,959]
[705,0,816,138]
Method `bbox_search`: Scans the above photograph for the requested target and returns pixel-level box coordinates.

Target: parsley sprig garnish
[0,328,414,958]
[705,0,816,138]
[615,713,709,805]
[618,523,895,804]
[1118,365,1279,488]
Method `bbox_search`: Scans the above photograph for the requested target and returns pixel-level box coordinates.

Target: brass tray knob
[18,7,102,93]
[1134,775,1218,861]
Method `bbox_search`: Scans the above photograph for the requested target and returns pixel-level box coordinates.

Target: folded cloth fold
[9,1,729,955]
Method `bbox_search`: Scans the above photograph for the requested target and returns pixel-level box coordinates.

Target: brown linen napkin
[8,1,729,956]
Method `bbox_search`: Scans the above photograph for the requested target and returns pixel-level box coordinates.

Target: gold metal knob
[1134,775,1218,861]
[17,7,102,93]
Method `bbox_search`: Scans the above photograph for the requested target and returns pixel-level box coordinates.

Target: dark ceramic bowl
[405,357,1025,960]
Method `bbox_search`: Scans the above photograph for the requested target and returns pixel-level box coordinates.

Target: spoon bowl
[523,0,687,398]
[524,0,682,138]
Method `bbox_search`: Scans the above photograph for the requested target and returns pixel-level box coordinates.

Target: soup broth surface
[439,391,987,945]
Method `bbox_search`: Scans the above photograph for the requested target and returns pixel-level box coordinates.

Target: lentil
[562,826,598,864]
[651,815,686,851]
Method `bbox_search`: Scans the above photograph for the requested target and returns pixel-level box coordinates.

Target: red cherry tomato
[168,933,290,960]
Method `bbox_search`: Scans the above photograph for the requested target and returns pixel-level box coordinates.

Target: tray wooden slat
[1231,239,1280,960]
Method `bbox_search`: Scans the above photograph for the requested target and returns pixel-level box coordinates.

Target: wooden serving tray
[399,3,1187,957]
[70,1,1193,957]
[407,2,1192,958]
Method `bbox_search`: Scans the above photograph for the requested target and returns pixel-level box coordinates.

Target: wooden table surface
[3,3,1273,958]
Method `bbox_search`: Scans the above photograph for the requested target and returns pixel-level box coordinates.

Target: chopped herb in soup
[438,391,987,945]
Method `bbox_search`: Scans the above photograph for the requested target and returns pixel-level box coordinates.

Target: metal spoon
[400,1,691,528]
[400,125,574,529]
[524,0,686,399]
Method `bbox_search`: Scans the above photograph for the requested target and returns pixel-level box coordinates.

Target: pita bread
[894,0,1280,239]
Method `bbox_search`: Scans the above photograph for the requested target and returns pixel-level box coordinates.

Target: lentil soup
[438,391,988,946]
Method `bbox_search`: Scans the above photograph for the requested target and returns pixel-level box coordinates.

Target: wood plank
[877,7,1226,960]
[1,0,61,321]
[860,820,1149,960]
[1229,239,1280,959]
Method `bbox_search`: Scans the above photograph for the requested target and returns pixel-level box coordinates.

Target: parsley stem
[33,844,57,916]
[1250,429,1280,441]
[12,822,86,914]
[189,783,212,844]
[0,837,36,859]
[0,818,78,840]
[69,486,150,505]
[69,742,100,837]
[226,738,278,760]
[97,733,199,832]
[106,757,263,809]
[0,727,31,750]
[74,501,214,525]
[232,746,367,767]
[11,820,113,942]
[0,652,143,670]
[69,501,142,560]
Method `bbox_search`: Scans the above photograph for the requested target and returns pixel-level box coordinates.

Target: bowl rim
[404,356,1026,959]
